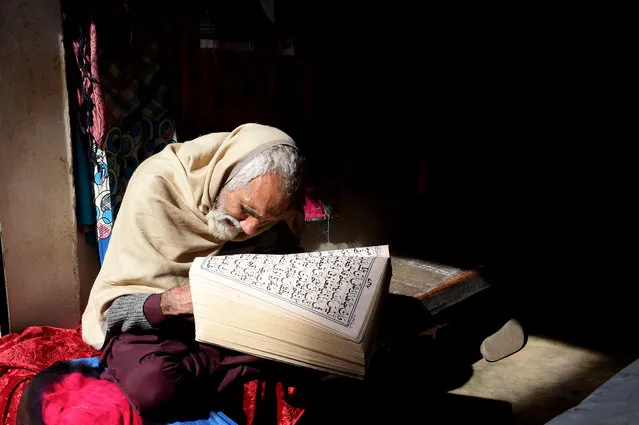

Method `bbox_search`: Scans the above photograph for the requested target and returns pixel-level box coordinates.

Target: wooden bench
[388,256,491,318]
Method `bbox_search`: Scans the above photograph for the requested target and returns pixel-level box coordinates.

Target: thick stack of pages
[189,245,391,379]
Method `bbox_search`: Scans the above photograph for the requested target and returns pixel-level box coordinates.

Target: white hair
[224,145,302,198]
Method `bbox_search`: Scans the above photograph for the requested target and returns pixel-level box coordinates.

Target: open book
[189,245,391,379]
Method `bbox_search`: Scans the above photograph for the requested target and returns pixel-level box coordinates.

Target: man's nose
[240,217,260,235]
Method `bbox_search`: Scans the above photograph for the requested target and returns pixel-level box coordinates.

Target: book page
[192,245,389,340]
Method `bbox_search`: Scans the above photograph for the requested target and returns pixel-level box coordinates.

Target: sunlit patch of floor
[449,335,636,425]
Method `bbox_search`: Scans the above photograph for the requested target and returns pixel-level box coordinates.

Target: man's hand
[160,283,193,316]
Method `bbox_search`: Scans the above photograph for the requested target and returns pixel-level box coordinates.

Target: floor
[450,335,637,425]
[298,322,637,425]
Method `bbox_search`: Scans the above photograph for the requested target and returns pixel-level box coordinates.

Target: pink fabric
[302,186,329,221]
[72,20,106,147]
[88,21,106,146]
[41,372,143,425]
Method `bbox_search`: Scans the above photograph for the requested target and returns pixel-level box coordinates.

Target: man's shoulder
[128,151,180,186]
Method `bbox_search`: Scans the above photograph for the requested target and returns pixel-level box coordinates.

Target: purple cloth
[99,320,264,423]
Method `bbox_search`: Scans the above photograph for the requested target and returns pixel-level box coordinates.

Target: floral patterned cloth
[90,118,178,261]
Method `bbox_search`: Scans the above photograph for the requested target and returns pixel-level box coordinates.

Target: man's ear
[284,205,306,240]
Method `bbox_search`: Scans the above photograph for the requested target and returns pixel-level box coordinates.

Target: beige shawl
[81,123,304,349]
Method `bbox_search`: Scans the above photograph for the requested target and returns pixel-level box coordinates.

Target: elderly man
[81,123,310,422]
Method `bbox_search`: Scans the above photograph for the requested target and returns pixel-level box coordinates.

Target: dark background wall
[61,0,633,352]
[289,2,633,352]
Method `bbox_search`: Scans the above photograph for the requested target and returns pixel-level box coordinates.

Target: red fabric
[0,325,304,425]
[0,325,100,425]
[275,384,305,425]
[41,373,143,425]
[243,381,305,425]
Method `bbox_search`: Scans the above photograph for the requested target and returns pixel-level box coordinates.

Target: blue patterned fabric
[89,118,178,263]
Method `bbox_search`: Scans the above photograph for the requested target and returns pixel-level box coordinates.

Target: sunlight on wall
[0,0,81,330]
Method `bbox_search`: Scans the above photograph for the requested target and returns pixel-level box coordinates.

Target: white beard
[206,206,242,242]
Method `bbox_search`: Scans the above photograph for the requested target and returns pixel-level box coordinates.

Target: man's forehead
[243,197,290,219]
[241,176,290,216]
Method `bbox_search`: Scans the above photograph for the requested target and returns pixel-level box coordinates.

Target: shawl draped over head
[82,123,304,349]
